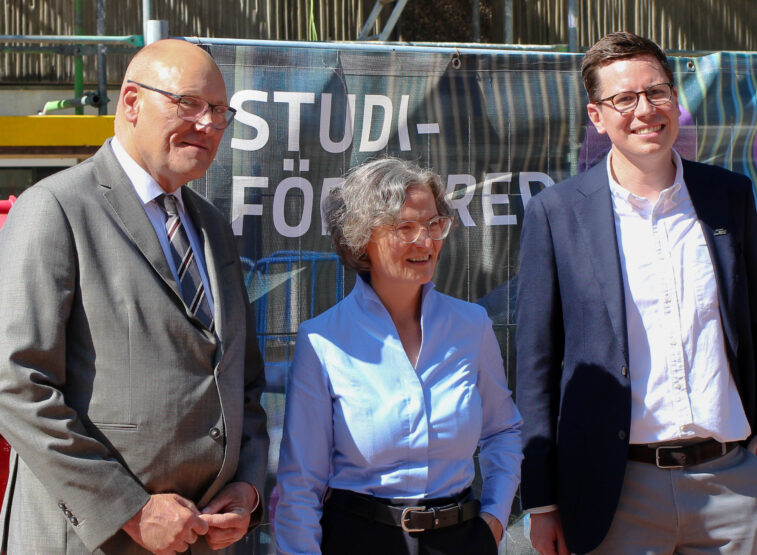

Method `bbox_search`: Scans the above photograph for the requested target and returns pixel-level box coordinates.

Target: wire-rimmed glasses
[127,79,237,130]
[392,216,453,243]
[597,82,674,114]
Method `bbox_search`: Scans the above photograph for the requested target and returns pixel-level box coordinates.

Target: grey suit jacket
[0,140,268,554]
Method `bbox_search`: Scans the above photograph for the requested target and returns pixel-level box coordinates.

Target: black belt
[324,488,480,533]
[628,438,739,469]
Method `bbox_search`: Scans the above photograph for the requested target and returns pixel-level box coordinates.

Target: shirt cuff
[526,504,558,514]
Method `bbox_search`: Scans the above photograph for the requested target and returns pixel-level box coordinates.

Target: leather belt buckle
[655,444,686,468]
[401,506,427,533]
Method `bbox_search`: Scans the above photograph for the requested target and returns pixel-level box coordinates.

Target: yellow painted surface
[0,116,114,147]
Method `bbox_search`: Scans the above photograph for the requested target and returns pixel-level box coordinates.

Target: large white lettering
[229,90,269,152]
[273,91,316,152]
[518,172,554,208]
[446,174,477,226]
[230,90,437,154]
[482,173,517,226]
[320,94,356,154]
[320,177,345,235]
[359,95,393,152]
[231,176,267,235]
[232,172,555,237]
[272,177,314,238]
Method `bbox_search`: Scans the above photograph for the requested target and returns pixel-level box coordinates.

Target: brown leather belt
[628,438,739,469]
[324,487,480,533]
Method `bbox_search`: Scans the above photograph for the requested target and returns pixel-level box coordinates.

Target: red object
[0,195,16,499]
[0,195,17,228]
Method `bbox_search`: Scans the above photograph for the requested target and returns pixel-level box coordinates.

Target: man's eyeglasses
[596,82,674,114]
[392,216,452,244]
[127,79,237,130]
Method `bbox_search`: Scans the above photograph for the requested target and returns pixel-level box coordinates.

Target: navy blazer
[515,156,757,553]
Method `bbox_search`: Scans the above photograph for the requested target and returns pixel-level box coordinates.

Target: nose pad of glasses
[413,228,434,245]
[634,93,657,113]
[193,108,217,130]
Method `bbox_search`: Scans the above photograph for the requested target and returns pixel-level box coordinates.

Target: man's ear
[121,83,140,124]
[586,102,607,135]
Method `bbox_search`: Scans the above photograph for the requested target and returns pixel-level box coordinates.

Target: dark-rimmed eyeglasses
[392,216,452,244]
[596,82,674,114]
[127,79,237,130]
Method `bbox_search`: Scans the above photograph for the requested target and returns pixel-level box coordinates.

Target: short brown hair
[582,32,674,102]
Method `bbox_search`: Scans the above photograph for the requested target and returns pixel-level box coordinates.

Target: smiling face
[117,40,227,193]
[365,185,444,297]
[586,55,680,171]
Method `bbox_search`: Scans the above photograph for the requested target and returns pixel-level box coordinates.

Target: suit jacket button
[64,509,73,517]
[618,430,627,440]
[70,517,79,526]
[209,427,222,440]
[621,365,628,377]
[58,502,66,509]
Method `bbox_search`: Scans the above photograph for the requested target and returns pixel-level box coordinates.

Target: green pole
[74,0,84,115]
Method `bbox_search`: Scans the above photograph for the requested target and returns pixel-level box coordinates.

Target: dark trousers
[320,496,499,555]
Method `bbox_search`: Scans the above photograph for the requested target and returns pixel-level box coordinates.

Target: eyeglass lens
[395,218,452,243]
[611,83,672,112]
[176,97,234,129]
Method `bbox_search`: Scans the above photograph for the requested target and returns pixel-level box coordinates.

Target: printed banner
[195,44,757,548]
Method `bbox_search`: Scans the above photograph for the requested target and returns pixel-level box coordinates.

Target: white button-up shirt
[110,137,214,311]
[608,151,750,444]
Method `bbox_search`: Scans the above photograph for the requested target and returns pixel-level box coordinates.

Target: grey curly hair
[324,157,453,273]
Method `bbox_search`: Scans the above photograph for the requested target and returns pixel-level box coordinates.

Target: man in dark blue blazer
[516,32,757,554]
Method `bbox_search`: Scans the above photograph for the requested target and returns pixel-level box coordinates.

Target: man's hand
[200,481,259,550]
[122,493,209,554]
[530,510,570,555]
[480,511,503,544]
[748,435,757,456]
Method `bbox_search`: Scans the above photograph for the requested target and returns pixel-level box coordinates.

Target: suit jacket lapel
[182,189,227,360]
[683,159,739,356]
[95,140,185,305]
[574,158,629,363]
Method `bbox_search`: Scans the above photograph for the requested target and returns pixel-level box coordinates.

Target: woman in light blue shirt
[275,158,523,555]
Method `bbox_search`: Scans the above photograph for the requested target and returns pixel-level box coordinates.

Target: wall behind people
[198,42,757,407]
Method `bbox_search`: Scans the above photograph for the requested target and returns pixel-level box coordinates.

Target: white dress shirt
[608,151,750,444]
[110,137,214,312]
[275,276,523,554]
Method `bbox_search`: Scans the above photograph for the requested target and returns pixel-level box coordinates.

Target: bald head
[114,39,229,192]
[123,40,221,91]
[116,40,226,128]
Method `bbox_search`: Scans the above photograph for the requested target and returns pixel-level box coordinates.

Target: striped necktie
[156,194,215,332]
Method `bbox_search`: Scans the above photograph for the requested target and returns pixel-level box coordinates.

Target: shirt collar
[110,137,186,210]
[354,273,436,310]
[606,149,687,214]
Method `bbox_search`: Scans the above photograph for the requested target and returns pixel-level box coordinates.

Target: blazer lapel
[94,141,184,305]
[573,159,629,362]
[182,190,227,361]
[683,159,739,356]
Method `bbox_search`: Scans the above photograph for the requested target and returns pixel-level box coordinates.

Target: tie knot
[157,194,179,217]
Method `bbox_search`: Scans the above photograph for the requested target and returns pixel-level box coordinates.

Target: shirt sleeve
[477,313,524,528]
[275,327,334,555]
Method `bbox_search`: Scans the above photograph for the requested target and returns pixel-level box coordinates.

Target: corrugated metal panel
[2,0,755,84]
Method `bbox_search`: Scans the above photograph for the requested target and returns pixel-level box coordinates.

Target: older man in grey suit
[0,39,268,553]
